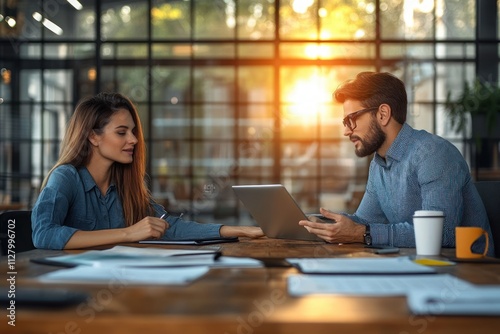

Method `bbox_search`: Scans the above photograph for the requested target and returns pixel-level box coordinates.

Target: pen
[160,214,166,219]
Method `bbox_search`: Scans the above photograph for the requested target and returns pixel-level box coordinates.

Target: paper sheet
[287,274,473,296]
[41,246,219,267]
[287,257,436,274]
[39,266,210,285]
[407,286,500,315]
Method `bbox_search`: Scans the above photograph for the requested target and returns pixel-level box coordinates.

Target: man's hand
[299,208,365,243]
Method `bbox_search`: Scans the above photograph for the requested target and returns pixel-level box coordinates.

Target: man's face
[343,100,386,157]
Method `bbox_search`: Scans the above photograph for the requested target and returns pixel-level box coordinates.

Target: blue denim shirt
[31,165,222,249]
[347,123,494,256]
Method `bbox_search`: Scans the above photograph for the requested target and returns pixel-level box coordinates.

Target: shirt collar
[78,167,116,193]
[373,123,413,167]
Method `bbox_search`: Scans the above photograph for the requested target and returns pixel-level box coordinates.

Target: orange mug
[455,227,489,258]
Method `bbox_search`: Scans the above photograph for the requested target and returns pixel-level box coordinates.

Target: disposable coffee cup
[413,210,445,256]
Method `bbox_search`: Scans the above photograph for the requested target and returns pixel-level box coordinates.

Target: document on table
[407,286,500,315]
[139,237,239,245]
[287,257,435,274]
[287,274,473,297]
[33,245,220,268]
[39,266,210,285]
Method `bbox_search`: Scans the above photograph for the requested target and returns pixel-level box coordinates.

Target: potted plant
[445,78,500,138]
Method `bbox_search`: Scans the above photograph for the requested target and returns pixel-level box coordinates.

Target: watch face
[365,235,372,245]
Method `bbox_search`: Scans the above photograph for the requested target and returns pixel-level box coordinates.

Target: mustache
[350,135,361,141]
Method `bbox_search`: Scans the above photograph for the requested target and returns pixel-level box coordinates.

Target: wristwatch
[363,224,372,246]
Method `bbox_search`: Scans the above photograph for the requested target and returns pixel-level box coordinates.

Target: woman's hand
[298,208,365,243]
[219,226,265,238]
[124,216,169,242]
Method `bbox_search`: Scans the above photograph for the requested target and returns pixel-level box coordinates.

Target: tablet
[232,184,323,241]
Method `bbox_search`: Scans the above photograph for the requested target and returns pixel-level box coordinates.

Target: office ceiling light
[32,12,63,35]
[67,0,83,10]
[5,16,16,27]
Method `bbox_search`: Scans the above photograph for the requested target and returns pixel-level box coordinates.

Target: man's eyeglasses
[342,106,379,131]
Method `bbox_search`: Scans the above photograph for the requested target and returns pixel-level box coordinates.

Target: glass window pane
[193,105,235,140]
[152,43,193,58]
[151,140,191,177]
[381,43,435,59]
[101,1,148,40]
[281,142,319,175]
[19,43,42,58]
[78,67,96,98]
[280,66,348,139]
[193,43,235,58]
[101,66,149,102]
[152,105,189,140]
[151,66,190,103]
[238,104,274,139]
[43,43,95,59]
[320,0,376,40]
[0,1,42,39]
[380,0,434,39]
[279,0,318,40]
[193,142,236,176]
[194,0,235,39]
[238,43,274,58]
[238,66,274,103]
[193,67,235,102]
[152,0,191,39]
[43,70,73,102]
[20,70,41,102]
[237,140,274,177]
[280,42,375,59]
[439,0,475,40]
[436,43,475,59]
[410,103,434,134]
[237,0,275,40]
[101,43,148,59]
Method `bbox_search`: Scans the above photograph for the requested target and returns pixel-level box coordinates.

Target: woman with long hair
[32,92,263,249]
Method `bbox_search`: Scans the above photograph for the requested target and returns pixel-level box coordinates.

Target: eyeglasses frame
[342,106,380,131]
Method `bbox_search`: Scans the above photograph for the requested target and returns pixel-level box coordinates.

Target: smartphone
[307,214,335,223]
[365,245,400,254]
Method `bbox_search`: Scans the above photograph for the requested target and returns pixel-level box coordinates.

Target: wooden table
[1,238,500,334]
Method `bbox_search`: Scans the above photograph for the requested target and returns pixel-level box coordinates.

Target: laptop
[232,184,323,241]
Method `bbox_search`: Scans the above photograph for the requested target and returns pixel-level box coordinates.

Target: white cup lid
[413,210,444,217]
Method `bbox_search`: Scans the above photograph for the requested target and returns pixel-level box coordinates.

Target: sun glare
[284,74,331,125]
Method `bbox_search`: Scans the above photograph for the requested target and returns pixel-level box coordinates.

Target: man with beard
[299,71,494,256]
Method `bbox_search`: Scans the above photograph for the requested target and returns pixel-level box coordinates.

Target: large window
[0,0,496,224]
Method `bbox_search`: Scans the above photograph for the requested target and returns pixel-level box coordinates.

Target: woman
[32,92,264,249]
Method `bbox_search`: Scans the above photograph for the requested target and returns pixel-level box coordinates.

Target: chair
[0,210,35,256]
[475,181,500,258]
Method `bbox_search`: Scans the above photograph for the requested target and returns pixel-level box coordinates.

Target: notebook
[232,184,323,241]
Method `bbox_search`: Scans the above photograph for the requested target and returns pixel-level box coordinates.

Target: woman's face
[89,108,138,165]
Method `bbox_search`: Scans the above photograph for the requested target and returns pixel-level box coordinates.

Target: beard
[351,118,386,157]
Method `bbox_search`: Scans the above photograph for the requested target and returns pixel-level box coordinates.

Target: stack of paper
[36,246,263,285]
[38,245,220,267]
[288,274,473,297]
[407,287,500,315]
[40,265,210,285]
[287,257,436,274]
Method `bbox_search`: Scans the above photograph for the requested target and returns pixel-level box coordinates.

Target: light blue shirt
[31,165,222,249]
[347,123,494,256]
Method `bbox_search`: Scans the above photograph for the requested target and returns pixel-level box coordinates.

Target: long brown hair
[41,92,153,226]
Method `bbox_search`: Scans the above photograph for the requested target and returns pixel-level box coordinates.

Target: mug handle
[481,230,489,257]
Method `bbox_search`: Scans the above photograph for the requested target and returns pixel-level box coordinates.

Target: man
[299,71,494,256]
